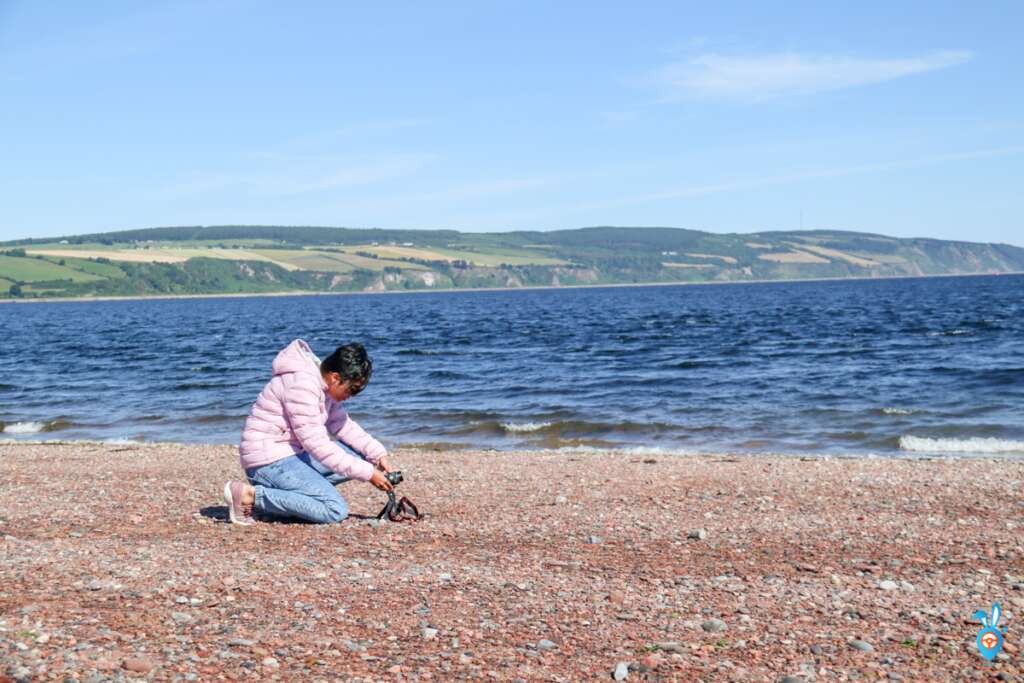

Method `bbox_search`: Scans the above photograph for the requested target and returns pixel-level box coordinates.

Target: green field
[38,256,127,278]
[0,255,104,283]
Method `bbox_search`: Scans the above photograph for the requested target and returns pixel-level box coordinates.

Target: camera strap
[376,490,422,522]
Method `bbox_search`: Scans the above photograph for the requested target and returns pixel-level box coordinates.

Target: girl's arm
[281,376,375,481]
[328,403,388,466]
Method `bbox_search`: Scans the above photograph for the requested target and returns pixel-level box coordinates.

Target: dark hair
[321,342,372,384]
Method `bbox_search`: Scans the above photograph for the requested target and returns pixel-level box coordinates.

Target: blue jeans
[245,452,362,523]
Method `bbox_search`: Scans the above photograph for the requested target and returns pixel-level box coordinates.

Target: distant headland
[2,225,1022,299]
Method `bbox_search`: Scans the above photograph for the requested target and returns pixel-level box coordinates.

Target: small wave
[882,407,917,415]
[1,421,46,434]
[501,421,553,433]
[104,437,144,445]
[899,435,1024,454]
[396,349,442,356]
[0,419,74,434]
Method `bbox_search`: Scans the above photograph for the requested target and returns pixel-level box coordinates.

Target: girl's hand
[369,470,394,492]
[376,456,392,473]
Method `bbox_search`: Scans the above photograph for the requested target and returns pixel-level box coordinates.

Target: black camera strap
[376,490,422,522]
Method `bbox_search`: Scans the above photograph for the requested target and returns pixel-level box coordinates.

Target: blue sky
[1,1,1022,245]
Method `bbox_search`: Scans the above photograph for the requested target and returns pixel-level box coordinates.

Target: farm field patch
[0,255,105,283]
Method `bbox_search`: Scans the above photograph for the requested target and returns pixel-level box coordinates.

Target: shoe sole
[223,481,254,525]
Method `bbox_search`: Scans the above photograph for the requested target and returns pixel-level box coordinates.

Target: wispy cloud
[649,50,973,101]
[151,153,435,200]
[585,145,1024,209]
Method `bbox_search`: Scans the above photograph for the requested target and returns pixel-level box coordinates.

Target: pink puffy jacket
[238,339,385,481]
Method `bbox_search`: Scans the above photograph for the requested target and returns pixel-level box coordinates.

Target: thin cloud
[587,145,1024,209]
[651,50,972,101]
[150,153,434,200]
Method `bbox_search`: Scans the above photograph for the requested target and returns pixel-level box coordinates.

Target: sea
[2,274,1023,459]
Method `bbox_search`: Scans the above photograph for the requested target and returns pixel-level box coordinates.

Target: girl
[223,339,393,525]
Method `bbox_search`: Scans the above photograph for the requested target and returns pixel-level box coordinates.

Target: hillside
[2,226,1022,299]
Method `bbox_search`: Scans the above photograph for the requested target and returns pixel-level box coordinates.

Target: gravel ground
[1,441,1022,682]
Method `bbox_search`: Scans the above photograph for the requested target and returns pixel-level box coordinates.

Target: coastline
[2,441,1020,680]
[0,270,1018,305]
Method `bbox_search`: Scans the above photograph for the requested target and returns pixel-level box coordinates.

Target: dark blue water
[2,275,1023,457]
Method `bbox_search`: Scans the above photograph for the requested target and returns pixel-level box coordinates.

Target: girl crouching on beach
[223,339,393,525]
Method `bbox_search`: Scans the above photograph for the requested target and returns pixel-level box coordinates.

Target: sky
[1,1,1022,245]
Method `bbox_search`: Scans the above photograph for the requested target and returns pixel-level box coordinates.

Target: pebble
[702,618,727,633]
[809,644,823,655]
[537,639,557,650]
[87,579,103,591]
[228,638,255,647]
[849,639,875,652]
[655,641,684,654]
[171,611,193,623]
[613,661,630,680]
[779,677,806,683]
[122,657,155,673]
[262,657,279,667]
[555,495,568,505]
[879,580,899,591]
[586,535,603,544]
[688,528,708,540]
[422,627,439,640]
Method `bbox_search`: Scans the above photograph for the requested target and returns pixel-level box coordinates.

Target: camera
[386,471,404,487]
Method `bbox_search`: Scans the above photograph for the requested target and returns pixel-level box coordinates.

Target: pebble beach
[1,442,1022,682]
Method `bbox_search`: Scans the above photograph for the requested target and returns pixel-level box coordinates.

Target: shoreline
[1,441,1021,680]
[0,270,1019,305]
[4,437,1024,462]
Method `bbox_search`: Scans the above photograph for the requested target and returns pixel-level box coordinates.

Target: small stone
[171,611,193,623]
[122,657,155,674]
[555,495,567,505]
[422,627,438,640]
[262,657,279,667]
[87,580,103,591]
[438,573,452,581]
[228,638,255,647]
[537,639,557,650]
[608,590,626,605]
[613,661,630,680]
[849,639,874,652]
[779,677,806,683]
[809,644,823,655]
[36,633,50,644]
[702,618,727,633]
[586,535,603,544]
[364,518,381,528]
[655,641,684,654]
[688,529,708,541]
[878,580,898,591]
[899,580,916,592]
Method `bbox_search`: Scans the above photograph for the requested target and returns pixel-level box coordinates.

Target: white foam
[104,437,143,445]
[899,435,1024,454]
[501,421,553,433]
[549,445,704,457]
[882,407,917,415]
[2,421,46,434]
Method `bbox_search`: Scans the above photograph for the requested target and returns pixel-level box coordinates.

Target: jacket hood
[272,339,322,378]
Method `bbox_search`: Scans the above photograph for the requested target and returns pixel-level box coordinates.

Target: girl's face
[324,372,366,402]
